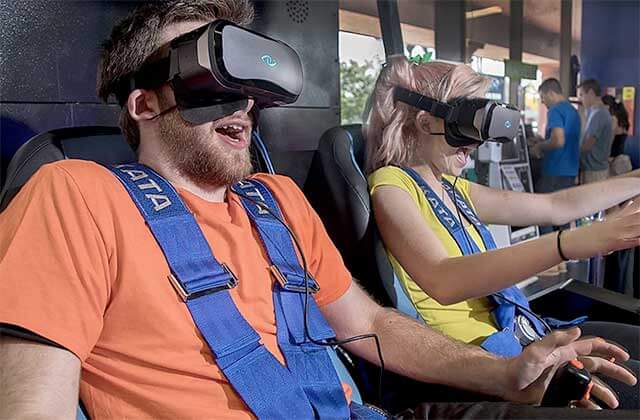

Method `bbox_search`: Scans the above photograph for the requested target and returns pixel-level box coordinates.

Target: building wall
[0,0,339,186]
[581,0,640,166]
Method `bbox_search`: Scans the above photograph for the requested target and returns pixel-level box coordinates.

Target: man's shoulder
[246,173,319,224]
[32,160,127,203]
[38,159,119,182]
[251,172,296,186]
[595,107,612,124]
[554,101,576,115]
[249,173,308,206]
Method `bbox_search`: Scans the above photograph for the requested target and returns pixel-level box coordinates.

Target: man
[0,1,636,419]
[579,79,614,184]
[533,78,581,233]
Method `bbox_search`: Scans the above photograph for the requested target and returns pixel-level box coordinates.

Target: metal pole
[509,0,523,108]
[435,0,466,63]
[376,0,404,58]
[560,0,573,97]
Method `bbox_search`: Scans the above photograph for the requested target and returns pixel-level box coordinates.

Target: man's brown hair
[578,78,602,97]
[539,78,563,95]
[97,0,254,149]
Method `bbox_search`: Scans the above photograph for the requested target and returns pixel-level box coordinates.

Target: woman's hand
[503,328,636,408]
[563,198,640,259]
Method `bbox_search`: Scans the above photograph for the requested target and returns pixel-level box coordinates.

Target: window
[339,4,385,124]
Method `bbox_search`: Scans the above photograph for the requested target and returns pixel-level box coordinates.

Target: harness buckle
[269,265,319,294]
[168,264,239,302]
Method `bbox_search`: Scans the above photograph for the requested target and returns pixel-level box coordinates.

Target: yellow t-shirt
[369,166,498,345]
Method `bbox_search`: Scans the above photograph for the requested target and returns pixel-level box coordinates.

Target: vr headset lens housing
[121,20,303,124]
[394,87,520,147]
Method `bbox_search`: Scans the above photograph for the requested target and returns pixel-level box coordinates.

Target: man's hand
[530,143,543,159]
[502,328,636,408]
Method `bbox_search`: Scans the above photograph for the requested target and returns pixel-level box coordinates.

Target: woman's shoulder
[368,166,418,193]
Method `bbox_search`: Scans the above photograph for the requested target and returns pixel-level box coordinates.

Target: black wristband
[557,230,569,261]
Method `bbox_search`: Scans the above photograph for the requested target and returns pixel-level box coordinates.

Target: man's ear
[126,89,160,122]
[415,110,434,136]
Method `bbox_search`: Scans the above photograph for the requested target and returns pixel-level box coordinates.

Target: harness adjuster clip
[269,265,319,294]
[168,264,239,302]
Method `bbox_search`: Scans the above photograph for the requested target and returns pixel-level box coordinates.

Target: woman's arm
[470,176,640,226]
[373,185,640,305]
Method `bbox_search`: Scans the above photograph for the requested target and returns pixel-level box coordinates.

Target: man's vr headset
[394,87,520,147]
[116,20,303,124]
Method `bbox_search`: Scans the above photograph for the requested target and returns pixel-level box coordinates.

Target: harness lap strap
[402,167,584,357]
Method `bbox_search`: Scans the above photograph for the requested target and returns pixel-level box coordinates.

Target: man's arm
[321,282,510,397]
[0,335,80,418]
[581,135,597,152]
[539,127,565,151]
[321,282,636,405]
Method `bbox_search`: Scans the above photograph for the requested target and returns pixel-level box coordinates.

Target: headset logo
[261,54,278,68]
[504,120,512,129]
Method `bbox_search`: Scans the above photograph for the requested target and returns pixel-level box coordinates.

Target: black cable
[450,176,552,337]
[231,187,385,402]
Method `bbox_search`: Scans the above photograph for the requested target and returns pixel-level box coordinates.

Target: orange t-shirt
[0,160,352,419]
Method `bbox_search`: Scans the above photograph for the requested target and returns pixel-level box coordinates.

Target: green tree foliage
[340,59,378,124]
[408,50,433,64]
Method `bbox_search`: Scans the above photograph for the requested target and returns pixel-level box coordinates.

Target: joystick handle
[541,359,593,407]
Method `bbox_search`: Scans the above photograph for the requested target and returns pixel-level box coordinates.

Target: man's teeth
[221,124,243,131]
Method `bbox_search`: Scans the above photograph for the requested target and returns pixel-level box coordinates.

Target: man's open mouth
[216,124,244,142]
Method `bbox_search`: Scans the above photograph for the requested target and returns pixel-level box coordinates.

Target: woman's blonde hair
[364,56,490,173]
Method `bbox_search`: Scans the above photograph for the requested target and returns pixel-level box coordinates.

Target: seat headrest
[0,126,135,211]
[305,124,391,303]
[305,124,369,253]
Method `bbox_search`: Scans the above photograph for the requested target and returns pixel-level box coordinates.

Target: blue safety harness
[108,163,386,419]
[402,167,585,357]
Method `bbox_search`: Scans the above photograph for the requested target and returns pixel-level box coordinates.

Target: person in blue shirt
[532,78,581,233]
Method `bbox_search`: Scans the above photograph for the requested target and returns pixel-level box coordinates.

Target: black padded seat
[305,124,387,302]
[304,124,420,317]
[0,126,135,212]
[0,126,275,212]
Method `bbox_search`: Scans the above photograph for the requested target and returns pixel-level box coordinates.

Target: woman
[609,101,630,158]
[365,57,640,406]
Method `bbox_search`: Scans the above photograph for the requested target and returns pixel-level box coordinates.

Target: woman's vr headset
[116,20,303,124]
[394,87,520,147]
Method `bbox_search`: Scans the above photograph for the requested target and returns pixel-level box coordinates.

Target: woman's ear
[126,89,161,122]
[415,110,433,136]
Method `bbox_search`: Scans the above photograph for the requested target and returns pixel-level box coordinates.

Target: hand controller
[541,359,593,407]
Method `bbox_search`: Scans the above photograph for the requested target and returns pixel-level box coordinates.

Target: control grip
[541,359,593,407]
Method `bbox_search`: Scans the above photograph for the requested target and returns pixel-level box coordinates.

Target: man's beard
[157,109,253,186]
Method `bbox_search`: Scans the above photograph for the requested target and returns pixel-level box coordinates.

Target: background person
[579,79,614,184]
[365,57,640,409]
[610,101,631,159]
[531,78,581,234]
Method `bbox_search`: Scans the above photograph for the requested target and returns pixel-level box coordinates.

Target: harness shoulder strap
[108,163,315,419]
[110,165,386,419]
[401,168,551,356]
[234,178,351,419]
